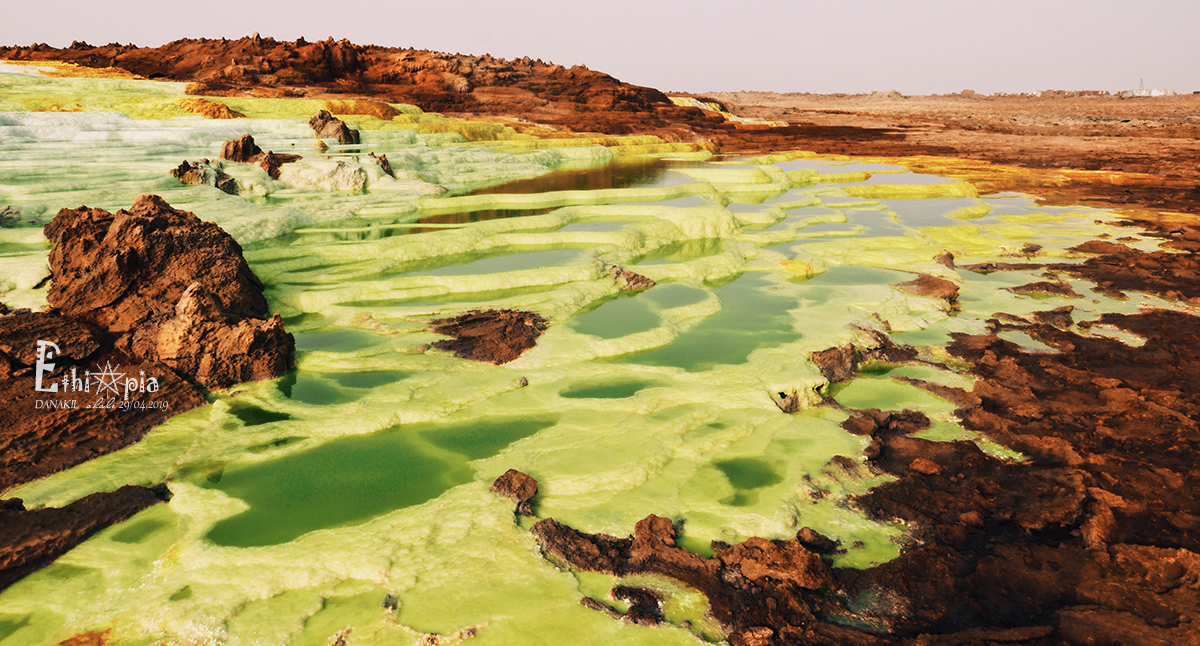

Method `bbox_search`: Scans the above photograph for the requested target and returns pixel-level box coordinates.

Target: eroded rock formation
[309,109,360,144]
[1,195,294,590]
[169,158,238,194]
[0,485,170,591]
[808,329,918,384]
[490,469,538,517]
[219,133,301,179]
[44,195,294,388]
[0,310,207,491]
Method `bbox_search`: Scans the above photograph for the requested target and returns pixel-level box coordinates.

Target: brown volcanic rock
[169,158,238,195]
[430,309,548,365]
[810,330,918,385]
[0,195,294,592]
[44,195,294,388]
[220,133,262,162]
[0,310,206,491]
[533,514,836,640]
[0,310,101,372]
[219,134,301,179]
[895,273,960,303]
[0,485,170,591]
[1051,238,1200,302]
[309,109,360,144]
[155,283,293,387]
[490,468,538,517]
[810,345,858,383]
[531,234,1200,644]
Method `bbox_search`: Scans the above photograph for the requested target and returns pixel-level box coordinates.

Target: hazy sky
[3,0,1197,95]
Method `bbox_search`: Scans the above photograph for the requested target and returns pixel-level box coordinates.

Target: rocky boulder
[44,194,293,389]
[309,109,361,145]
[169,158,238,195]
[219,134,301,179]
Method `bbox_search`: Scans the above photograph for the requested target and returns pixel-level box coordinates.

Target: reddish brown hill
[0,36,917,146]
[7,36,1199,214]
[0,35,670,118]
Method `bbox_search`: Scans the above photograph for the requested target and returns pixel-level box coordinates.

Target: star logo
[93,362,126,397]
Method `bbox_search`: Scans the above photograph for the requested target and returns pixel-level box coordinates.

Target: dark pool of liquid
[203,417,557,547]
[570,293,661,339]
[715,456,784,506]
[559,379,659,399]
[620,273,799,371]
[632,238,724,265]
[470,159,675,196]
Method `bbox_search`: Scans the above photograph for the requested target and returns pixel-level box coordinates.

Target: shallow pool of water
[622,273,800,371]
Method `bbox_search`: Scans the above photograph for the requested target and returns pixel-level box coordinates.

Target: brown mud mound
[429,309,548,364]
[176,97,243,119]
[0,485,169,591]
[1003,280,1083,299]
[894,274,959,303]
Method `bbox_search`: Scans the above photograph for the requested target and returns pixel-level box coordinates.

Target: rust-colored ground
[689,91,1200,216]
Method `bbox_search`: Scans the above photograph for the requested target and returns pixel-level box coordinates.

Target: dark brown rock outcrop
[430,309,548,365]
[894,273,960,303]
[220,133,262,162]
[490,469,538,517]
[0,485,170,591]
[44,195,294,388]
[1050,238,1200,302]
[0,196,295,592]
[0,310,207,491]
[309,109,360,144]
[809,329,918,384]
[169,158,238,194]
[219,133,301,179]
[532,515,843,644]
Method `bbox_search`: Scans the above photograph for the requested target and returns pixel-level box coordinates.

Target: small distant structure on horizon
[1034,89,1112,98]
[1121,88,1177,98]
[1121,78,1177,98]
